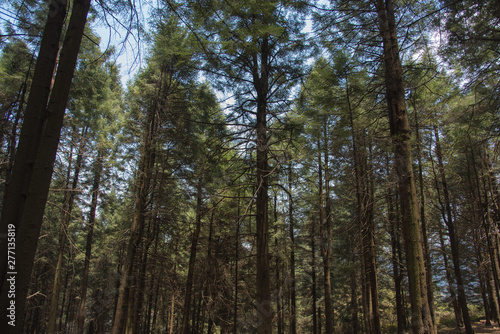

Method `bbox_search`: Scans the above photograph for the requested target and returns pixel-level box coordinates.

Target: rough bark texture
[0,0,67,297]
[0,2,91,333]
[373,0,435,332]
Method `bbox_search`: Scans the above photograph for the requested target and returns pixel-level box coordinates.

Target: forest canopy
[0,0,499,333]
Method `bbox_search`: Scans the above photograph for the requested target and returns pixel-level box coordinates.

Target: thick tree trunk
[373,0,435,332]
[76,149,104,334]
[0,0,67,291]
[0,2,91,332]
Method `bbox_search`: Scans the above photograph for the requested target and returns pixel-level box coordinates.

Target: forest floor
[438,321,500,333]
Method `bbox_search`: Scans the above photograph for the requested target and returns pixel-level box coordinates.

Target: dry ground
[438,321,500,333]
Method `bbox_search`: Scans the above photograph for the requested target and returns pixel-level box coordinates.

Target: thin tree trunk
[414,105,436,326]
[77,149,104,334]
[373,0,434,332]
[475,232,492,326]
[181,181,203,334]
[234,190,241,333]
[433,127,473,333]
[349,232,359,334]
[288,161,297,334]
[255,35,272,334]
[274,195,283,334]
[318,127,335,334]
[387,180,405,334]
[469,143,500,319]
[312,216,318,334]
[346,83,381,334]
[112,89,159,334]
[48,127,86,333]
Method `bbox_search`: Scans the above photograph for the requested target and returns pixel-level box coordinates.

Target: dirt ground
[438,321,500,333]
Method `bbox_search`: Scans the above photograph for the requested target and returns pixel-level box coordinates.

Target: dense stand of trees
[0,0,499,333]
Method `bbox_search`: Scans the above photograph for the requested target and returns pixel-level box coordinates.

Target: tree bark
[254,35,272,334]
[387,175,406,334]
[181,181,203,334]
[288,161,297,334]
[433,126,473,333]
[318,126,335,334]
[414,105,436,326]
[346,81,381,334]
[76,149,104,334]
[373,0,435,332]
[0,0,67,306]
[112,87,158,334]
[311,215,318,334]
[0,2,92,332]
[48,128,86,333]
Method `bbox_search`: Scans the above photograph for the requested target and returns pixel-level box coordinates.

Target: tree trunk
[112,90,158,334]
[311,216,318,334]
[318,127,335,334]
[414,105,436,326]
[77,149,104,334]
[48,128,86,333]
[0,2,91,332]
[439,227,462,327]
[373,0,435,332]
[387,178,406,334]
[346,82,381,334]
[255,35,272,334]
[234,190,241,333]
[181,181,203,334]
[288,161,297,334]
[0,0,67,293]
[433,126,473,334]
